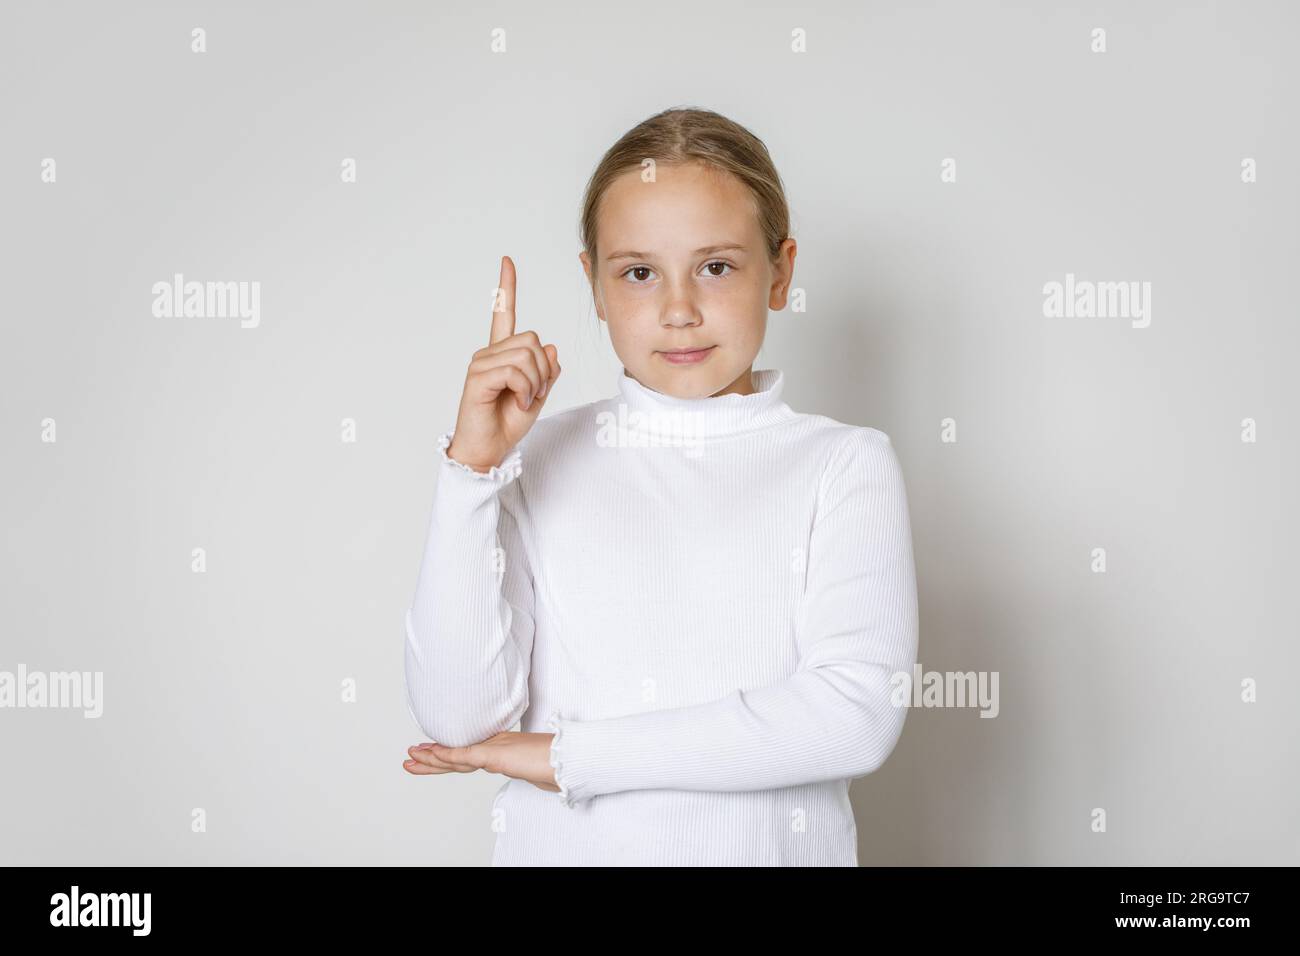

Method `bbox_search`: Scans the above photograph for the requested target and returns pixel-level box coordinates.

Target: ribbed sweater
[404,367,919,866]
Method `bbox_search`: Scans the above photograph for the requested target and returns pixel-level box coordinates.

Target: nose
[660,288,702,329]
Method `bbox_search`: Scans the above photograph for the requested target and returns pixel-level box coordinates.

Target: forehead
[598,163,760,255]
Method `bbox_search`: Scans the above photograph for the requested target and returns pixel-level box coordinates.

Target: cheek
[705,282,768,327]
[707,274,766,307]
[601,307,654,346]
[602,282,657,316]
[600,281,648,321]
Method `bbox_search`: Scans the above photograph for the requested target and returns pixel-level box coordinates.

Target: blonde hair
[579,107,791,273]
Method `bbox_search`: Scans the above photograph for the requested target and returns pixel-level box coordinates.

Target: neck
[613,367,795,441]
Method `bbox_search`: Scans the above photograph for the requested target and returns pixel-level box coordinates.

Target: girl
[401,107,919,866]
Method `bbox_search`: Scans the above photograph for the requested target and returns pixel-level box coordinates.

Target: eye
[619,261,734,282]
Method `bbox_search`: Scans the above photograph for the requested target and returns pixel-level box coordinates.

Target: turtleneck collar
[612,367,797,441]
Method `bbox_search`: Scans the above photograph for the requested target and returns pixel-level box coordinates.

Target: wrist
[445,439,500,474]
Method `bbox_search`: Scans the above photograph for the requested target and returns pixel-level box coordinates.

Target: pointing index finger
[490,255,516,345]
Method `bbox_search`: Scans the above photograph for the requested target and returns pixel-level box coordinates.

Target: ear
[767,238,798,311]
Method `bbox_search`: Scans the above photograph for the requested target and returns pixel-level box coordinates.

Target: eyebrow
[605,243,748,261]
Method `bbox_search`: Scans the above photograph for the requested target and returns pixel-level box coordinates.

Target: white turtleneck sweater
[404,368,918,866]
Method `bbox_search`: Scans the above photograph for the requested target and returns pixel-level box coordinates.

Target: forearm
[404,431,534,747]
[548,660,910,807]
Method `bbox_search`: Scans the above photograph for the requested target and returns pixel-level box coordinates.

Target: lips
[657,345,716,365]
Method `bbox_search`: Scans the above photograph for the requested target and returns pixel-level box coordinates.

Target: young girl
[401,107,919,866]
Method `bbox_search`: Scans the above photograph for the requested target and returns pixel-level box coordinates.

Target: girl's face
[580,162,796,399]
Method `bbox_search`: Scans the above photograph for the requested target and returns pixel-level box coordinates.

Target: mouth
[656,345,716,365]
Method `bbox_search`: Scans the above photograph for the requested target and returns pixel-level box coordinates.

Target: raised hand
[445,256,561,472]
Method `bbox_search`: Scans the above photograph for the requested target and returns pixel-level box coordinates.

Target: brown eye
[704,261,733,277]
[623,266,653,282]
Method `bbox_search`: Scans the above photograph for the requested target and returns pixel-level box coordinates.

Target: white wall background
[1,0,1295,865]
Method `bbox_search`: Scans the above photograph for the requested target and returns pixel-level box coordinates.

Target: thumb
[540,345,561,397]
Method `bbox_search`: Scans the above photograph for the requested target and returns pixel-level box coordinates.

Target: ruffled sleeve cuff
[436,429,523,484]
[546,710,586,810]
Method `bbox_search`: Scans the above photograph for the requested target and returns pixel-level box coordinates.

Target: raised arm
[404,432,535,747]
[546,427,919,808]
[404,255,559,748]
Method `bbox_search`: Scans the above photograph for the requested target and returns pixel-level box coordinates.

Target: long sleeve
[546,427,919,809]
[404,429,536,748]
